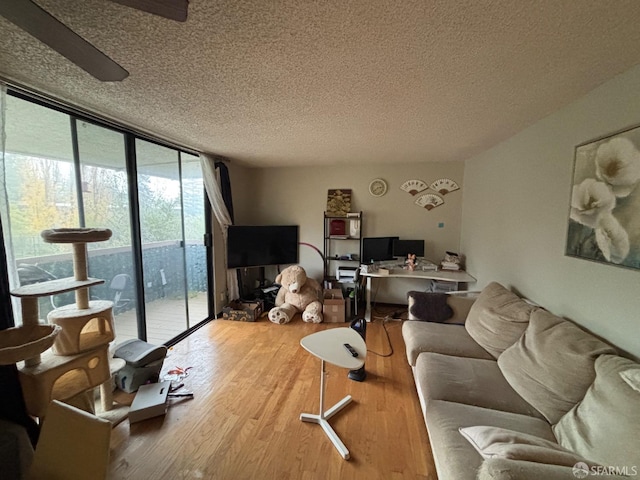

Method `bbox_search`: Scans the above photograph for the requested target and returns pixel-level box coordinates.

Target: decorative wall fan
[0,0,188,82]
[415,193,444,210]
[429,178,460,195]
[400,179,428,196]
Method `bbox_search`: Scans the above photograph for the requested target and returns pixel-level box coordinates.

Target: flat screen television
[392,239,425,258]
[362,236,398,264]
[227,225,299,268]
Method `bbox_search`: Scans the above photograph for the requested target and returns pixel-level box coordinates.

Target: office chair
[109,273,132,312]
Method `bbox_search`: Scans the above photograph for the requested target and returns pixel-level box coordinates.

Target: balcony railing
[14,241,209,346]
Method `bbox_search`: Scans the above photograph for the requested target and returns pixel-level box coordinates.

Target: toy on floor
[268,265,323,324]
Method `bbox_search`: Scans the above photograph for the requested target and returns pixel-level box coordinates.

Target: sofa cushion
[415,352,544,419]
[465,282,536,358]
[553,354,640,469]
[459,425,599,467]
[498,308,616,424]
[477,458,629,480]
[424,400,555,480]
[402,321,494,366]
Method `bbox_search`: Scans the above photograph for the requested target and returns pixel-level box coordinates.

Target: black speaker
[348,318,366,382]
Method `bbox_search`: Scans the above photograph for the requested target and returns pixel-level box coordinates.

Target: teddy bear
[268,265,323,324]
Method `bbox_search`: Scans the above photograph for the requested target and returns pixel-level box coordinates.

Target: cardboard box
[323,289,345,323]
[222,300,264,322]
[129,381,171,423]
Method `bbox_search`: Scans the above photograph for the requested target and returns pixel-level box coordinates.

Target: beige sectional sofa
[402,282,640,480]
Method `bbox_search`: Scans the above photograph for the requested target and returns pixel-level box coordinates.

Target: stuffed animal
[405,253,417,271]
[268,265,323,324]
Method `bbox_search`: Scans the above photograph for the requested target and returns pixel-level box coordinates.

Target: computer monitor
[362,237,398,264]
[392,239,425,258]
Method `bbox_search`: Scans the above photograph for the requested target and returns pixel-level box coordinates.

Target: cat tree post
[72,242,90,310]
[20,297,42,367]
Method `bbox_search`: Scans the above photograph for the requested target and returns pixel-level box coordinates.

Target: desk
[300,328,366,460]
[361,269,476,321]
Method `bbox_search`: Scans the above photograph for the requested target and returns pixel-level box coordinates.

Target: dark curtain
[0,219,39,445]
[215,161,234,223]
[215,160,242,297]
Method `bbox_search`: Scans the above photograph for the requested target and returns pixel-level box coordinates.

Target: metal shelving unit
[323,211,363,281]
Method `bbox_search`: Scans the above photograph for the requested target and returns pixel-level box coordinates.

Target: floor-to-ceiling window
[74,119,140,343]
[1,90,212,345]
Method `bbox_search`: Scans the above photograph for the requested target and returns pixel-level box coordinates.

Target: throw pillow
[465,282,536,358]
[407,291,453,322]
[620,368,640,393]
[497,308,616,424]
[553,354,640,469]
[459,425,599,467]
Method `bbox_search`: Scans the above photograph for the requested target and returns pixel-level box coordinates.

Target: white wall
[461,64,640,359]
[229,162,465,303]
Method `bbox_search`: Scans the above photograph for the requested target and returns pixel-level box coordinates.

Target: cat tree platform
[18,344,110,418]
[0,324,61,365]
[10,278,106,366]
[48,300,115,355]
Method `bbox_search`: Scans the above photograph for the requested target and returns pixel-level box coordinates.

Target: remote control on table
[343,343,359,357]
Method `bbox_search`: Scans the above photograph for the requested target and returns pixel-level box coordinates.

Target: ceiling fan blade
[109,0,188,22]
[0,0,129,81]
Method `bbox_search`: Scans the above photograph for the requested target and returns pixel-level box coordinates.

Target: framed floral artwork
[566,125,640,269]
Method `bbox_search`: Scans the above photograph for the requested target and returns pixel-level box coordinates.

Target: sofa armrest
[478,458,630,480]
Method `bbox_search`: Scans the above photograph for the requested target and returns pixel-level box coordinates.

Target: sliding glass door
[136,140,188,344]
[75,120,139,343]
[135,142,210,344]
[1,91,211,345]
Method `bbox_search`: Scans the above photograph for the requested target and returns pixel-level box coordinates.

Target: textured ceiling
[2,0,640,168]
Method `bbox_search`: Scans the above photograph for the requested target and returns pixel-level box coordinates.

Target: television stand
[252,284,277,310]
[257,266,268,289]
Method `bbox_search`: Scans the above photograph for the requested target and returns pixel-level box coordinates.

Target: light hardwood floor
[108,313,437,480]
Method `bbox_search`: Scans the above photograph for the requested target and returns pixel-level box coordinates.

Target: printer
[336,266,359,281]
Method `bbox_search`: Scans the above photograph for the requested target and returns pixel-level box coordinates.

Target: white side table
[300,327,366,460]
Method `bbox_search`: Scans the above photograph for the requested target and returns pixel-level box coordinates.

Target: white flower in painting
[570,178,616,228]
[595,137,640,197]
[595,213,630,264]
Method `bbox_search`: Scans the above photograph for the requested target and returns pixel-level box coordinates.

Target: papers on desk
[359,264,377,274]
[441,261,460,270]
[420,262,439,271]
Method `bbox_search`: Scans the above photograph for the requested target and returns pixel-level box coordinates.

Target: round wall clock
[369,178,388,197]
